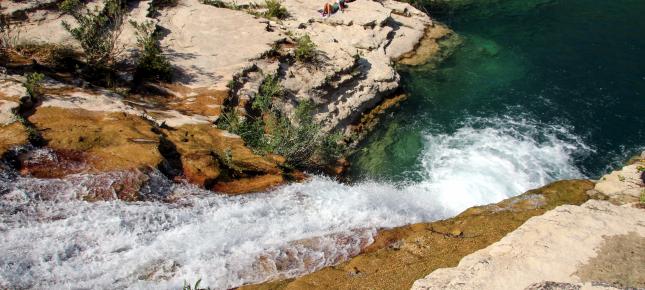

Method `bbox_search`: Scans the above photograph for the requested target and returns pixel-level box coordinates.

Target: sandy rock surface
[412,200,645,290]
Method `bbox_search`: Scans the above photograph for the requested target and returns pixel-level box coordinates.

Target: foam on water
[0,117,590,289]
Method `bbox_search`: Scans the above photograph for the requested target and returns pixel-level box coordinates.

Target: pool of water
[350,0,645,182]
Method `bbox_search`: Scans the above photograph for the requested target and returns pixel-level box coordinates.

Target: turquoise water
[351,0,645,182]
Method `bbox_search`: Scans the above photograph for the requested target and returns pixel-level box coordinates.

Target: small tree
[59,0,125,69]
[130,20,172,82]
[295,34,316,62]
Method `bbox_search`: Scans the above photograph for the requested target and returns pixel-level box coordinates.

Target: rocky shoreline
[243,153,645,289]
[0,0,456,195]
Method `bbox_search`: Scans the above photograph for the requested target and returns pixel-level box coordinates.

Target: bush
[130,20,172,82]
[295,34,316,62]
[252,74,282,112]
[219,76,345,168]
[264,0,289,19]
[59,0,125,68]
[24,72,45,98]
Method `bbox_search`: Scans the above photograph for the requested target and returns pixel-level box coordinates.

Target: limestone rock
[27,106,162,174]
[594,153,645,204]
[163,124,280,188]
[412,200,645,290]
[0,75,29,155]
[158,0,282,91]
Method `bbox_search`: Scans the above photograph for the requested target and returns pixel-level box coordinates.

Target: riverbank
[243,152,645,289]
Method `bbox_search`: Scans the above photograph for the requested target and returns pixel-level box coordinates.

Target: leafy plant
[24,72,45,98]
[59,0,125,68]
[252,74,282,112]
[264,0,289,19]
[130,20,172,82]
[295,34,316,62]
[219,80,345,168]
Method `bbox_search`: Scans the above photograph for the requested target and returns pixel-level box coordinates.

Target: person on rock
[321,0,346,18]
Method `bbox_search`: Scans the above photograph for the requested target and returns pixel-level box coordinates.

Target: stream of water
[1,0,644,288]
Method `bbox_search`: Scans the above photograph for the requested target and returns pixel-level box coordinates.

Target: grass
[295,34,316,62]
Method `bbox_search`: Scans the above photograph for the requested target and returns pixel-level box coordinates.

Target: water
[1,0,643,288]
[351,0,645,181]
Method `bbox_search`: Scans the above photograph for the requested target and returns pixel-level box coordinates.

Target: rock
[163,124,280,187]
[594,155,645,204]
[412,200,645,290]
[26,106,162,175]
[211,174,285,195]
[158,0,282,91]
[0,75,29,155]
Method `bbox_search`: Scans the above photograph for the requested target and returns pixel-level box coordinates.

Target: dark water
[350,0,645,182]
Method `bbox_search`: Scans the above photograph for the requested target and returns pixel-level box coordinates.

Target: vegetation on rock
[130,20,172,82]
[295,34,317,62]
[59,0,125,69]
[264,0,289,20]
[219,74,343,168]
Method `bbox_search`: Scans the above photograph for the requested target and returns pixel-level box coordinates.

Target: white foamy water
[0,117,590,289]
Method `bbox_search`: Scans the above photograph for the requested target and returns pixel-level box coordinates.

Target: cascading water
[0,116,589,289]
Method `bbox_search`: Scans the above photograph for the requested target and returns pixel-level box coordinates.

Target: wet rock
[26,106,162,174]
[212,174,285,195]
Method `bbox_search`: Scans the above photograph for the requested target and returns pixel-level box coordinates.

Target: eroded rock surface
[412,200,645,290]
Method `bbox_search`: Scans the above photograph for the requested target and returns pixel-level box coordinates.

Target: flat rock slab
[412,200,645,290]
[158,0,281,90]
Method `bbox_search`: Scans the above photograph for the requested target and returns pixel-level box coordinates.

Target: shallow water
[1,0,644,289]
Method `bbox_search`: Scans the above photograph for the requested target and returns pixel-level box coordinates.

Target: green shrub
[130,20,172,82]
[252,74,282,112]
[24,72,45,98]
[264,0,289,19]
[59,0,125,68]
[219,85,345,168]
[295,34,316,62]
